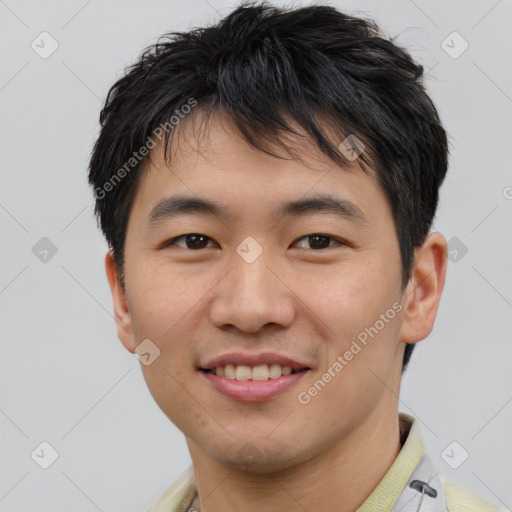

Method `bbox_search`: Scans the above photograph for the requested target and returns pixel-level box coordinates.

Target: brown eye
[167,233,215,250]
[293,234,343,250]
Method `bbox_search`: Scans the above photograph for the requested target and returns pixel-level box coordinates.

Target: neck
[186,407,402,512]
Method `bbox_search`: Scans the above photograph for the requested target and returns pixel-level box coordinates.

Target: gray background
[1,0,511,511]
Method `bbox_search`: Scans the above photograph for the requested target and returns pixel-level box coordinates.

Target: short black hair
[88,1,449,373]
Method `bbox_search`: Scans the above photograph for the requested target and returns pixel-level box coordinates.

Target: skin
[105,109,447,512]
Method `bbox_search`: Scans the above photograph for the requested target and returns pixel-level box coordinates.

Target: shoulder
[441,477,508,512]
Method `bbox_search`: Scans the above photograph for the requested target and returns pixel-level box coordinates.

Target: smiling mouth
[200,364,310,381]
[199,364,311,402]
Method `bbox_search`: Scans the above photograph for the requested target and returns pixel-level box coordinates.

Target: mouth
[200,363,309,380]
[198,363,311,402]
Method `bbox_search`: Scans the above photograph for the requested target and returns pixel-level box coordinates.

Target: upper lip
[200,352,311,371]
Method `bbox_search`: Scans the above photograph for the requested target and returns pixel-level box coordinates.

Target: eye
[162,233,346,251]
[293,234,345,250]
[164,233,216,250]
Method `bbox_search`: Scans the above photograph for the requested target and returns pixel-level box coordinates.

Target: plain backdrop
[1,0,511,511]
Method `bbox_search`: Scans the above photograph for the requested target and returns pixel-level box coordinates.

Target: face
[106,110,443,473]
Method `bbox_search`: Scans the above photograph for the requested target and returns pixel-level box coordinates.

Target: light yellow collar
[356,413,423,511]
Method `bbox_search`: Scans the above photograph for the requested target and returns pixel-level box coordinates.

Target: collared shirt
[145,413,506,512]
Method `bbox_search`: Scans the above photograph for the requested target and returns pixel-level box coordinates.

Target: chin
[204,439,308,476]
[224,455,300,475]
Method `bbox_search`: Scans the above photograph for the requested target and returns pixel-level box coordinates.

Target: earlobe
[104,250,136,353]
[399,232,448,344]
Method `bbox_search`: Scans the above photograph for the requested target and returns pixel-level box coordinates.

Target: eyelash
[163,233,347,250]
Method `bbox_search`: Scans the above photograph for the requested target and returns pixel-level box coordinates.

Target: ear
[399,232,448,344]
[105,250,136,353]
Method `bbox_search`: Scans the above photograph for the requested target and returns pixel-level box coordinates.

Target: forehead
[131,109,389,226]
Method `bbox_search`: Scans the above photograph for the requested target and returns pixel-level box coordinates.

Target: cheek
[295,317,402,441]
[140,363,209,435]
[296,261,389,340]
[297,259,403,384]
[126,260,204,340]
[126,265,202,394]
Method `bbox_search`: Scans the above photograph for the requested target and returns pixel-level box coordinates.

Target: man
[88,2,505,511]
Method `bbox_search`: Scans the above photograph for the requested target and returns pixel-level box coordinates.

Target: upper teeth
[212,364,294,380]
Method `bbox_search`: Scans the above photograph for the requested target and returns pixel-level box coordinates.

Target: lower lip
[200,369,310,402]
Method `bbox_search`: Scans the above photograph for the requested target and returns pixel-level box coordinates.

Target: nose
[209,248,295,334]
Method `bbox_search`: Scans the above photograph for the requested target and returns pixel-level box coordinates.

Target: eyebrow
[146,193,368,228]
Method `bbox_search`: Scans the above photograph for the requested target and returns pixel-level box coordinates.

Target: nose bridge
[234,246,274,300]
[209,240,294,332]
